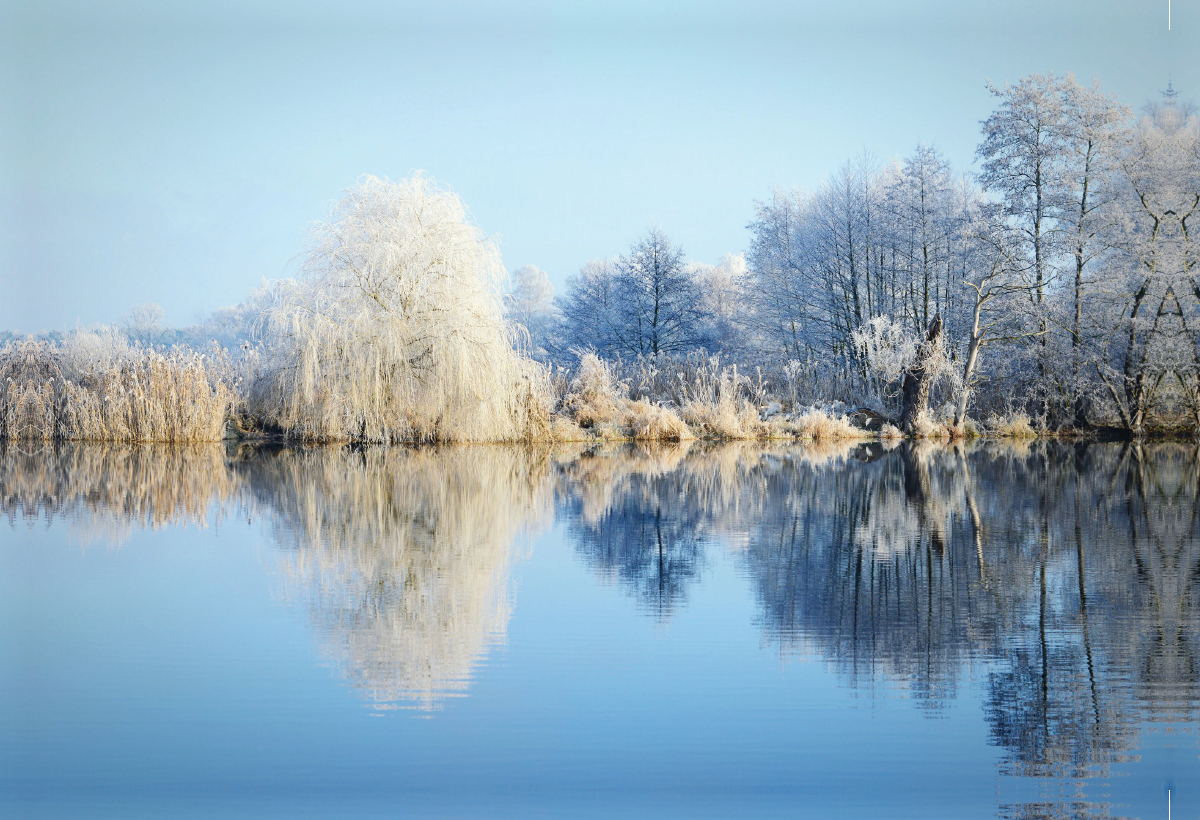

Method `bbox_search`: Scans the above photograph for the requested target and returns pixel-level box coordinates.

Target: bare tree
[616,228,709,356]
[977,74,1067,401]
[1054,78,1129,425]
[954,214,1045,425]
[556,259,625,358]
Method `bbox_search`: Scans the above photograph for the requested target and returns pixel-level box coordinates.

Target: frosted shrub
[559,352,695,440]
[792,409,869,440]
[678,356,763,439]
[987,410,1037,438]
[247,175,550,443]
[562,351,627,427]
[852,316,916,413]
[624,400,695,442]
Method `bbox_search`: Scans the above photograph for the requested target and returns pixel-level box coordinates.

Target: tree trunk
[953,334,981,427]
[899,313,943,434]
[953,302,984,428]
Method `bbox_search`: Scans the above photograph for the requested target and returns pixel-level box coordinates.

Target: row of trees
[518,75,1200,434]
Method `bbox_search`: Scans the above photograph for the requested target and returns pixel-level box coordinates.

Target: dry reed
[1,338,233,443]
[986,410,1038,438]
[792,409,872,440]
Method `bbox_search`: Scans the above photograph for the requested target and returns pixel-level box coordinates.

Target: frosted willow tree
[248,175,548,443]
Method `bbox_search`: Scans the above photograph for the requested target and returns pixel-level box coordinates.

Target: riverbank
[2,337,1184,445]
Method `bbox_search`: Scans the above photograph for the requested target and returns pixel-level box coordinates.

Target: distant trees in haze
[504,265,558,360]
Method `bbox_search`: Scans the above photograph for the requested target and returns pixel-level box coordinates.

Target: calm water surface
[2,440,1198,818]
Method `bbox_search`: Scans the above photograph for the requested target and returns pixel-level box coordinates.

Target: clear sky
[1,1,1189,332]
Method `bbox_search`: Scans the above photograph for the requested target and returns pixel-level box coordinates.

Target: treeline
[4,73,1199,443]
[526,75,1200,435]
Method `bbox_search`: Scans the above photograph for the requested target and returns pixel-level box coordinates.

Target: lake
[2,440,1196,818]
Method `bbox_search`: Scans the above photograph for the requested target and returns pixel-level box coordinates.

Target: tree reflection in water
[560,440,1200,819]
[5,439,1200,815]
[235,446,553,711]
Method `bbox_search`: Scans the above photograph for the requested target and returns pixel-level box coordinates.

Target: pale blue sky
[1,1,1188,332]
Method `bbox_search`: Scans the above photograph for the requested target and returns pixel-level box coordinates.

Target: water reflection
[236,446,552,710]
[1,442,236,543]
[563,440,1200,819]
[6,439,1200,814]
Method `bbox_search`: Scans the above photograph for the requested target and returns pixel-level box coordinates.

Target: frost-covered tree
[617,228,709,356]
[247,174,547,443]
[557,230,711,359]
[1096,88,1200,432]
[885,145,960,334]
[690,252,751,353]
[746,189,815,360]
[745,147,978,407]
[977,74,1067,324]
[1050,78,1130,424]
[556,258,625,358]
[953,210,1044,425]
[120,302,165,345]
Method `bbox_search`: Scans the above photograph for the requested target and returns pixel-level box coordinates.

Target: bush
[987,410,1037,438]
[793,409,870,440]
[625,400,695,441]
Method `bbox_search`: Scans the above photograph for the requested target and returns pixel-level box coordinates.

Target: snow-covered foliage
[245,175,551,443]
[15,74,1200,439]
[852,316,918,411]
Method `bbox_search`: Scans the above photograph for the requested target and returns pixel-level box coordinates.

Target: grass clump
[562,352,627,428]
[624,400,695,442]
[987,410,1037,438]
[793,408,870,440]
[559,352,696,441]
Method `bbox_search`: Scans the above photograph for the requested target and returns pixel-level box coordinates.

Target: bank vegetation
[5,75,1198,443]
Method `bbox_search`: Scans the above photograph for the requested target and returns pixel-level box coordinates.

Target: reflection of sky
[0,507,1192,818]
[2,1,1187,332]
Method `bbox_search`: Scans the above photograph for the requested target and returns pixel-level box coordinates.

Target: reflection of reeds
[236,446,552,710]
[0,442,236,543]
